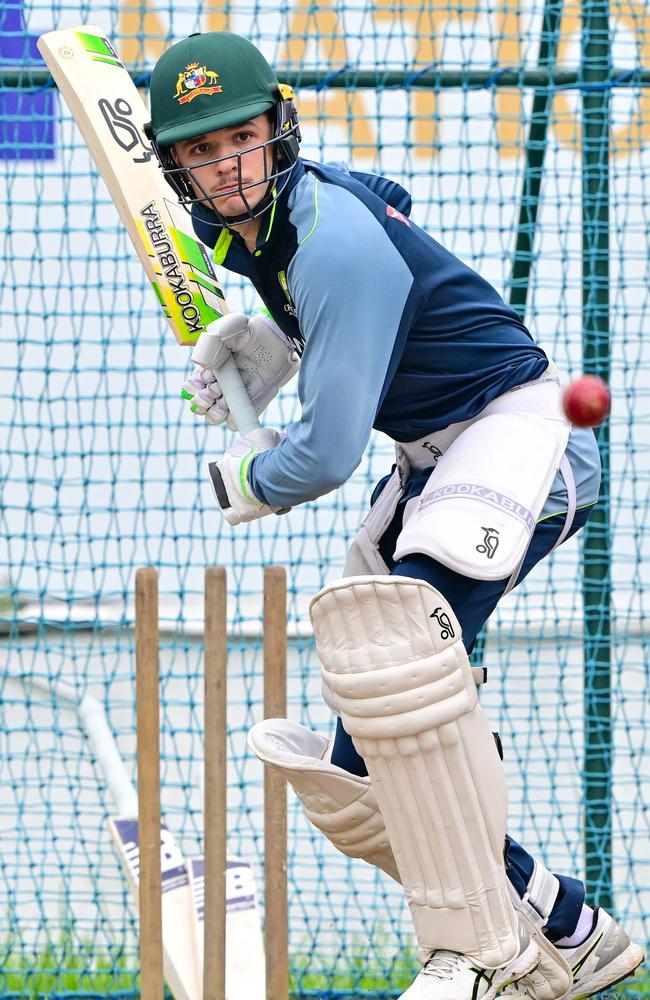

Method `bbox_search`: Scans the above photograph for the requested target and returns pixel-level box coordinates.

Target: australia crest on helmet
[174,62,222,104]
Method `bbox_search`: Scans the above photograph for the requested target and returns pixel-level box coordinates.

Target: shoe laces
[422,950,466,980]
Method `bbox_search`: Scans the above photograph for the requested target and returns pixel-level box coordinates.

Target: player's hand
[183,311,299,428]
[208,427,289,526]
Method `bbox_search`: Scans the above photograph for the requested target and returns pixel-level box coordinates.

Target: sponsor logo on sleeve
[386,205,411,227]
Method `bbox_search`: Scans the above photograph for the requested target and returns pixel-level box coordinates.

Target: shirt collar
[209,159,306,265]
[252,159,305,254]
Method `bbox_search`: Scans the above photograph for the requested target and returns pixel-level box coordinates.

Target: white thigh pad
[394,412,570,580]
[247,718,399,881]
[309,575,519,968]
[343,465,403,577]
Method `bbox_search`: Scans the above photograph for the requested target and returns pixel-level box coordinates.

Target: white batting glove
[208,427,289,526]
[181,368,224,425]
[183,310,299,429]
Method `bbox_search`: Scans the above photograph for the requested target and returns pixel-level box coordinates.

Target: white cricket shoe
[504,908,645,1000]
[398,939,541,1000]
[560,908,644,1000]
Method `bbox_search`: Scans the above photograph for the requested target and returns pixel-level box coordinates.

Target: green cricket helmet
[145,32,301,224]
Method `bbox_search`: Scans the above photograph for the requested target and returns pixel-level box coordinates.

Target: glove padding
[183,311,298,429]
[208,427,289,526]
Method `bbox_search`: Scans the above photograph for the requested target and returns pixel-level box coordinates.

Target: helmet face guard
[148,97,301,227]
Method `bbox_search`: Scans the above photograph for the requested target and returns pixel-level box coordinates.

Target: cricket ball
[562,375,611,428]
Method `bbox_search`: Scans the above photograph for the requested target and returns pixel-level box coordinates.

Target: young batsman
[147,31,644,1000]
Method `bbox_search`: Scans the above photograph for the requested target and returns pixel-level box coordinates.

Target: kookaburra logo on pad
[476,526,500,559]
[429,607,455,640]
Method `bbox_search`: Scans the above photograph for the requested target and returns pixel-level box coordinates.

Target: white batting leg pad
[247,718,400,882]
[309,575,519,968]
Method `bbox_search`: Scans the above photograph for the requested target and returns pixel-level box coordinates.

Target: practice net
[0,0,648,995]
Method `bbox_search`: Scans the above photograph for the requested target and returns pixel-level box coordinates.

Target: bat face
[189,857,266,1000]
[109,818,201,1000]
[37,26,229,345]
[110,818,189,893]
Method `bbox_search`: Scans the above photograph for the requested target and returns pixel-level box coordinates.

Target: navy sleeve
[349,171,412,216]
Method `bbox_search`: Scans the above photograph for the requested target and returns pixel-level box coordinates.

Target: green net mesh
[0,1,648,996]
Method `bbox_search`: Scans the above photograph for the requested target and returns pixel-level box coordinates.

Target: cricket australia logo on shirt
[174,63,222,104]
[278,270,298,317]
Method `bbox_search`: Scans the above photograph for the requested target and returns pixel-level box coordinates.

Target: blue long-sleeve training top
[192,159,599,512]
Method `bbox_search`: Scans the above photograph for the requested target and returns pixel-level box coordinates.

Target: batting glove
[182,310,299,429]
[208,427,289,526]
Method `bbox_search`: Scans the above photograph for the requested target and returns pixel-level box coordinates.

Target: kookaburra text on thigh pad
[394,408,570,581]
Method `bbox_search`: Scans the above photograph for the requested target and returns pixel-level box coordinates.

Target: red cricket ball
[562,375,611,428]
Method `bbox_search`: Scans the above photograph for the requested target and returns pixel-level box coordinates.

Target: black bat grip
[208,461,291,516]
[208,462,231,510]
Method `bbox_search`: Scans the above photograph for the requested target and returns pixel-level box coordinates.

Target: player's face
[174,113,275,216]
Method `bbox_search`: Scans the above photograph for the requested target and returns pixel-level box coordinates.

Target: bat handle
[216,355,268,443]
[210,355,291,514]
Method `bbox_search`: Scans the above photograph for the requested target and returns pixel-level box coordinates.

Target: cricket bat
[36,27,268,994]
[77,692,202,1000]
[25,678,201,1000]
[37,23,260,438]
[27,678,268,999]
[110,819,201,1000]
[189,857,266,999]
